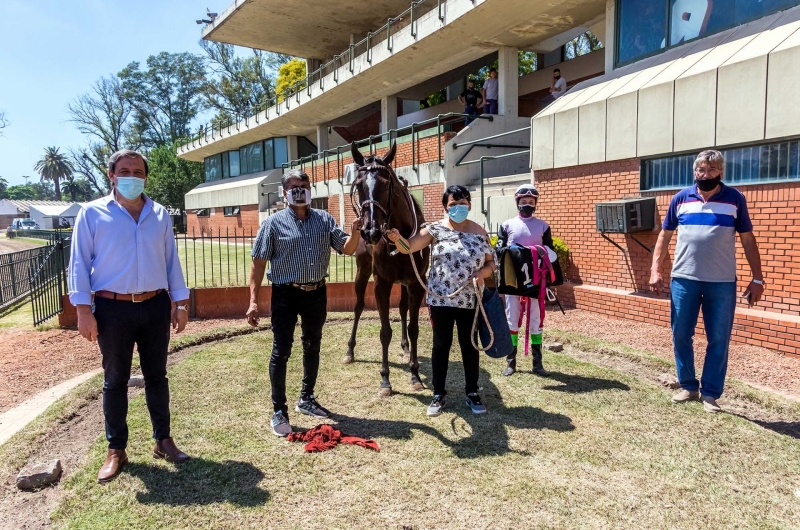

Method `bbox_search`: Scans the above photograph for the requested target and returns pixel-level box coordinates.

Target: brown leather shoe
[153,437,190,463]
[97,449,128,483]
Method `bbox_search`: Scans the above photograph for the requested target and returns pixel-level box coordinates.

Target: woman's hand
[469,271,485,288]
[386,228,401,243]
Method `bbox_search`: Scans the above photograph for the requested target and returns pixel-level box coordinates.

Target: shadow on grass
[540,371,631,394]
[126,459,269,507]
[741,419,800,440]
[335,363,575,459]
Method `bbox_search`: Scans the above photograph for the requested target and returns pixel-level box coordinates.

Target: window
[640,138,800,190]
[223,206,240,216]
[311,197,328,211]
[196,208,210,217]
[616,0,800,65]
[228,151,240,177]
[273,137,288,168]
[298,137,317,159]
[264,139,276,171]
[204,154,222,182]
[240,141,265,175]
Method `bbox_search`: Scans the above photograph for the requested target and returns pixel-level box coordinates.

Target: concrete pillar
[381,96,398,133]
[316,125,329,152]
[498,46,519,117]
[447,78,465,101]
[306,58,322,74]
[287,136,299,161]
[604,0,615,73]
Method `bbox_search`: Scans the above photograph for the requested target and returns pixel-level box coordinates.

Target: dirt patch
[0,238,44,255]
[546,308,800,399]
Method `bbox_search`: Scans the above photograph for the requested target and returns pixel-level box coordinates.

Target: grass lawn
[174,239,359,288]
[0,301,59,331]
[49,320,800,529]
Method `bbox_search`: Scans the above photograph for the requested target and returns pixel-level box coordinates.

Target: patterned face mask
[286,187,311,206]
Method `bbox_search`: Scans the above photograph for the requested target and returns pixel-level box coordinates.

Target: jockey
[497,184,555,377]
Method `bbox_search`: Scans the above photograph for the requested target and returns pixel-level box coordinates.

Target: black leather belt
[286,279,326,291]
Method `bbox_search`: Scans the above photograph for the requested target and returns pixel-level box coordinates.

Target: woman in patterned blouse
[388,185,496,417]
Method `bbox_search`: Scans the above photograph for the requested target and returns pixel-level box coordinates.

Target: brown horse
[343,142,430,396]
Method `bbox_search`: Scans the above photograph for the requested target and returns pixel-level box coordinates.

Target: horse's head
[351,142,397,244]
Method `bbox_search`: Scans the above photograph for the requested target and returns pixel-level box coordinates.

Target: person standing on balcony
[497,185,555,377]
[482,68,499,115]
[650,150,764,413]
[246,169,362,437]
[68,149,191,484]
[458,79,483,125]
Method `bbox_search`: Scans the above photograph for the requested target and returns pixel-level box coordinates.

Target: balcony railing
[179,0,455,152]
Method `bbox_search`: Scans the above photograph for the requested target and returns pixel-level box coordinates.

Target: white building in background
[28,203,84,229]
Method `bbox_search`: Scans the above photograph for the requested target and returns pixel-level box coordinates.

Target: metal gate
[29,237,70,326]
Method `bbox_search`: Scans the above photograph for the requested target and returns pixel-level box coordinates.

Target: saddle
[497,244,563,298]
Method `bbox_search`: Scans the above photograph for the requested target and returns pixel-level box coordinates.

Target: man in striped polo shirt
[246,169,362,436]
[650,150,764,413]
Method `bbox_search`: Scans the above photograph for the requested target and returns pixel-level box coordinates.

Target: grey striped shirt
[251,208,349,284]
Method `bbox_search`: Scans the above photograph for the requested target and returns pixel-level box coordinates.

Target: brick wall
[328,193,341,225]
[420,182,445,223]
[186,204,260,236]
[536,158,800,356]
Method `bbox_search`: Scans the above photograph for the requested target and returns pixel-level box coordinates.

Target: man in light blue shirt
[69,149,191,483]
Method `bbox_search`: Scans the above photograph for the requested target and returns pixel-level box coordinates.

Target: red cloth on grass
[287,424,380,453]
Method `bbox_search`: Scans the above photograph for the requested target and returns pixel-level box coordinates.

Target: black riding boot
[532,344,548,376]
[502,346,517,376]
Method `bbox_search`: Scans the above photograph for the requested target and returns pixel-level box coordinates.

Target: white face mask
[285,187,311,206]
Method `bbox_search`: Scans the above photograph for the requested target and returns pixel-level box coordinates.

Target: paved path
[0,369,102,446]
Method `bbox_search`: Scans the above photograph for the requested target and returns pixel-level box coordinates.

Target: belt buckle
[131,292,145,303]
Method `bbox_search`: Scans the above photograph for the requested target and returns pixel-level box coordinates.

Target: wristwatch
[176,305,189,312]
[752,279,766,286]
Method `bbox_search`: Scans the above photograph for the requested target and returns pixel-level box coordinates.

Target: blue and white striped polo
[663,182,753,283]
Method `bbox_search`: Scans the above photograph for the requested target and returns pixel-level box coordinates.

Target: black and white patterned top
[251,208,349,284]
[426,222,493,309]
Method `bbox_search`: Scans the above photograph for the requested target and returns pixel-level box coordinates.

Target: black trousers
[429,305,480,397]
[95,291,172,450]
[270,284,328,414]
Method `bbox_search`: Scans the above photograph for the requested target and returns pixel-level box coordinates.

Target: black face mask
[518,204,536,217]
[695,176,721,192]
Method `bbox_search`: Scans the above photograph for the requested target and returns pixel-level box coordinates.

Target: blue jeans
[464,105,479,125]
[670,277,737,399]
[485,99,498,114]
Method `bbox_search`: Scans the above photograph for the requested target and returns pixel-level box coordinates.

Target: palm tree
[33,147,74,201]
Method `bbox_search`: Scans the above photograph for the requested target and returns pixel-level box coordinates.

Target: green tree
[0,177,8,199]
[275,58,307,102]
[565,30,603,60]
[518,51,537,75]
[34,147,74,201]
[144,144,204,212]
[6,185,37,200]
[63,175,97,202]
[118,52,207,147]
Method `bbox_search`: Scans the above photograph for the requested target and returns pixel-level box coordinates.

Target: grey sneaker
[671,390,700,403]
[466,393,487,414]
[702,395,722,413]
[295,395,331,418]
[427,395,446,417]
[271,411,292,437]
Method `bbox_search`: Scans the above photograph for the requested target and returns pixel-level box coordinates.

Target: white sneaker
[427,395,446,417]
[702,395,722,413]
[271,411,292,437]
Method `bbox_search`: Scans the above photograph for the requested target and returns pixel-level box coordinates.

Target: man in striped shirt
[650,150,764,413]
[247,169,362,436]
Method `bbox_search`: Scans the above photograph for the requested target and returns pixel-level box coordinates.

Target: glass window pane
[618,0,667,64]
[273,137,288,169]
[229,151,240,177]
[205,155,221,182]
[250,142,264,173]
[239,146,249,175]
[264,139,275,171]
[735,0,799,23]
[222,152,230,179]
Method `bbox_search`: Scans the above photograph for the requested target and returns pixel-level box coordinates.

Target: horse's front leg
[399,285,411,363]
[374,277,394,397]
[407,280,425,391]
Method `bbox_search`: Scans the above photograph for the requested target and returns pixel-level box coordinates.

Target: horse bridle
[349,164,398,243]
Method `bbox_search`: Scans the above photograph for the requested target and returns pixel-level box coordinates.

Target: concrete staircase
[465,173,533,231]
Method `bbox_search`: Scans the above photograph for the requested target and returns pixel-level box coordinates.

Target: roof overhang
[202,0,430,59]
[185,169,282,210]
[532,5,800,171]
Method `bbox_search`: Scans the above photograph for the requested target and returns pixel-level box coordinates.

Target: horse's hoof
[378,386,392,397]
[410,382,424,392]
[342,355,354,365]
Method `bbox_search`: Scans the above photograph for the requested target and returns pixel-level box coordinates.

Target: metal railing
[30,237,70,326]
[273,113,493,188]
[175,228,358,288]
[180,0,460,152]
[9,229,71,243]
[454,126,531,214]
[0,246,52,313]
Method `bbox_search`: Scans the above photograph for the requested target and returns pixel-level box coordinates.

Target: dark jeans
[484,99,498,114]
[429,305,480,396]
[464,105,479,125]
[95,290,172,450]
[671,278,737,399]
[270,284,328,414]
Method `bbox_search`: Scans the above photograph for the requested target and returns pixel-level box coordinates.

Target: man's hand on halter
[351,218,363,233]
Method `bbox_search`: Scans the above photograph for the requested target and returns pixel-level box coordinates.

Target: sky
[0,0,227,186]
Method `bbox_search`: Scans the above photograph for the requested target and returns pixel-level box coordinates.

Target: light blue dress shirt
[68,193,190,306]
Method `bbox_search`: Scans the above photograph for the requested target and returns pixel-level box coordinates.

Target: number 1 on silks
[521,263,532,285]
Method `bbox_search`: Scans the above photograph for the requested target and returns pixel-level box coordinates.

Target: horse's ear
[382,142,397,167]
[351,143,365,167]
